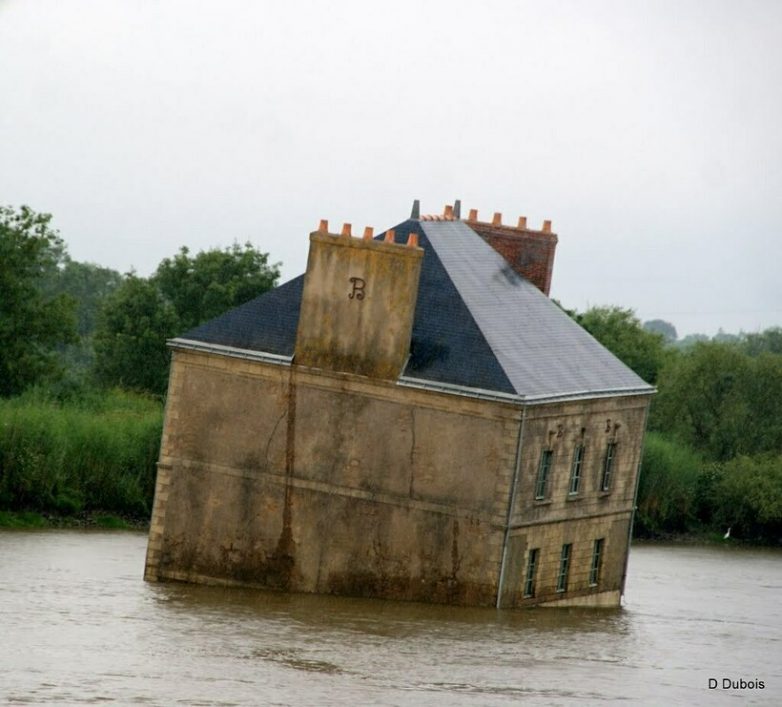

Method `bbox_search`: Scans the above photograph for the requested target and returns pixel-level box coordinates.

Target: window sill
[533,498,553,506]
[566,493,582,502]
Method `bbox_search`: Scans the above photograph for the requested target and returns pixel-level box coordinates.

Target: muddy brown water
[0,531,780,706]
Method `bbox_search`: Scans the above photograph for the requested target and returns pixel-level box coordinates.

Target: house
[144,202,654,608]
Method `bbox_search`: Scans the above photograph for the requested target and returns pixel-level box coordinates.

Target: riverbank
[0,510,149,530]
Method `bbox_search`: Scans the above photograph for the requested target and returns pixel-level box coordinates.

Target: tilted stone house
[144,202,654,608]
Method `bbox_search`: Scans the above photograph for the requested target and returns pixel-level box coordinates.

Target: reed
[0,388,162,518]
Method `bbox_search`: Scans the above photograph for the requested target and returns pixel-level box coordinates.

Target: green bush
[0,388,163,517]
[705,455,782,543]
[635,432,702,537]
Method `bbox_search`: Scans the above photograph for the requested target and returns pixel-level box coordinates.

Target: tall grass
[635,432,702,537]
[0,388,163,518]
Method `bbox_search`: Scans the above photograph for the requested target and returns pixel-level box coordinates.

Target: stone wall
[497,395,650,607]
[145,348,521,606]
[145,349,650,609]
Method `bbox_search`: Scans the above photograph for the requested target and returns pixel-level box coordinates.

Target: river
[0,531,779,706]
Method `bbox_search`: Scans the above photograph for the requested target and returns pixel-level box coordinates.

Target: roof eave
[168,338,293,366]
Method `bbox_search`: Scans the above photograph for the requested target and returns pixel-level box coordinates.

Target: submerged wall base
[539,589,622,608]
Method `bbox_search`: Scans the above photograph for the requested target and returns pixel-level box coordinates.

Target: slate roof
[177,218,654,402]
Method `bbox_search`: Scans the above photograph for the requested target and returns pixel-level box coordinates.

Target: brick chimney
[465,210,558,296]
[295,221,423,379]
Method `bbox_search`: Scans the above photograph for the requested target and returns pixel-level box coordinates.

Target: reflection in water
[0,532,779,705]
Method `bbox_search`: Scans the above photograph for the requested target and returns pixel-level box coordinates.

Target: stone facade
[145,210,652,609]
[145,348,649,608]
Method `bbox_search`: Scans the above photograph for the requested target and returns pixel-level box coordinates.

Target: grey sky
[1,0,780,336]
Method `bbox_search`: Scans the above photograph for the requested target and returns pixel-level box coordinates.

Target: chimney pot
[492,212,502,226]
[406,233,419,248]
[542,220,552,233]
[517,216,527,230]
[363,226,374,240]
[454,200,461,219]
[341,223,352,237]
[468,208,478,221]
[319,219,329,232]
[444,204,454,219]
[410,199,420,219]
[384,229,396,243]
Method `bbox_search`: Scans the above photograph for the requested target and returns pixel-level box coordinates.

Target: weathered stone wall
[295,230,423,380]
[145,348,521,606]
[145,349,651,609]
[496,395,650,607]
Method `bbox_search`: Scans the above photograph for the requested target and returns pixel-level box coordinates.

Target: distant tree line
[2,204,780,541]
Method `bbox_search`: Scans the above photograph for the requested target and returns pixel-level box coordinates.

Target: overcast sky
[1,0,780,336]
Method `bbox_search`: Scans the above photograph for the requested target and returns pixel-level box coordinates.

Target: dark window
[523,548,539,598]
[535,450,553,500]
[556,543,572,592]
[569,445,585,495]
[601,442,617,492]
[589,538,604,586]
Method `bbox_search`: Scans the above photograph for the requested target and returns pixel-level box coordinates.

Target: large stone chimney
[294,221,423,380]
[465,209,558,296]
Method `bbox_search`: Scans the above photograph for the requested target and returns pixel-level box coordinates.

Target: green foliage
[0,510,47,528]
[40,258,124,374]
[575,306,668,384]
[651,342,782,460]
[0,205,77,395]
[42,258,123,338]
[743,327,782,356]
[93,514,132,529]
[674,333,710,350]
[93,276,181,395]
[0,388,162,517]
[702,455,782,542]
[643,319,678,343]
[153,243,280,331]
[93,243,280,395]
[635,432,702,536]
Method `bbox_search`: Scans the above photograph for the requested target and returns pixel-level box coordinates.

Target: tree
[92,242,280,395]
[575,306,668,384]
[743,327,782,357]
[0,205,76,396]
[153,243,280,331]
[643,319,678,343]
[43,258,123,338]
[40,258,123,372]
[651,342,782,460]
[707,454,782,542]
[93,276,180,395]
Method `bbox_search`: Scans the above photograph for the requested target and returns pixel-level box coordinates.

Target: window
[556,543,572,592]
[601,442,617,492]
[569,445,585,495]
[523,548,539,598]
[590,538,604,586]
[535,450,553,500]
